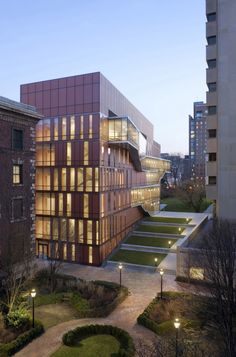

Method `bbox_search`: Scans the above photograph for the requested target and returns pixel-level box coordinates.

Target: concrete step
[132,231,185,239]
[121,243,176,254]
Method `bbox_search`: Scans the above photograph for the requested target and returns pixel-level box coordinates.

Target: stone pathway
[15,263,205,357]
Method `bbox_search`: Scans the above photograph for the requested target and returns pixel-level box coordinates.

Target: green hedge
[137,297,162,334]
[62,324,135,357]
[0,321,44,356]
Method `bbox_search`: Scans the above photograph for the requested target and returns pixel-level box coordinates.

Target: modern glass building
[21,72,170,265]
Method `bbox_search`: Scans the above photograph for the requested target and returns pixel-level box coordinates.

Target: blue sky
[1,0,206,154]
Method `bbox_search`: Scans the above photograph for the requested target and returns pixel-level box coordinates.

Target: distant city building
[21,72,170,265]
[189,102,207,182]
[205,0,236,220]
[161,153,186,186]
[0,96,41,266]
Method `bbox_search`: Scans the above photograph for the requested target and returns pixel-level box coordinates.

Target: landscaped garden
[52,324,135,357]
[137,225,185,235]
[137,291,223,356]
[0,267,128,356]
[110,249,167,266]
[161,197,211,213]
[125,235,178,248]
[144,216,192,224]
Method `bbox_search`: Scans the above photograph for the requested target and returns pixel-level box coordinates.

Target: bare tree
[47,241,62,293]
[177,181,205,212]
[201,219,236,357]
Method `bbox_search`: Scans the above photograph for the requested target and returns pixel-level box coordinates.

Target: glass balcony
[108,117,143,150]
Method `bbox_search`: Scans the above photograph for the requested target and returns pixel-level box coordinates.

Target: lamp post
[174,318,180,357]
[118,264,123,287]
[159,269,164,299]
[30,289,36,328]
[154,257,158,267]
[168,240,171,249]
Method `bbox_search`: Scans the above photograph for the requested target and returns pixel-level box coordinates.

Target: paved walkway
[15,263,205,357]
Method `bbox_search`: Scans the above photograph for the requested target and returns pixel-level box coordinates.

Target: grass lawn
[110,249,167,266]
[137,225,185,235]
[161,197,212,213]
[145,217,191,224]
[125,235,177,248]
[51,334,120,357]
[35,303,77,329]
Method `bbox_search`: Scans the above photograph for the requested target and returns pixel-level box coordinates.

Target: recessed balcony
[206,91,217,106]
[206,44,217,61]
[206,68,217,83]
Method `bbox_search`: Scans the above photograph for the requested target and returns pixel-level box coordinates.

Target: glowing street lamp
[174,318,180,357]
[30,289,36,328]
[118,264,123,287]
[159,269,164,299]
[154,257,158,267]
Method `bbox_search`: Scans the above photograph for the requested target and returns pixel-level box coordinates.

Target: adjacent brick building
[21,72,170,265]
[0,96,41,266]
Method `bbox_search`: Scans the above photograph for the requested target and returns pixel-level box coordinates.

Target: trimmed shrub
[62,324,135,357]
[4,308,31,332]
[0,321,44,356]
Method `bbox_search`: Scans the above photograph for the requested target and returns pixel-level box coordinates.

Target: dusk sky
[1,0,206,154]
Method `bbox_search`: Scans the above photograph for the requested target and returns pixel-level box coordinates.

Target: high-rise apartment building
[189,102,207,182]
[205,0,236,220]
[21,72,170,265]
[0,96,41,266]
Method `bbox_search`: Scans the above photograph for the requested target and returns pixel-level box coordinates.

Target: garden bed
[125,235,178,248]
[110,249,167,266]
[52,324,135,357]
[137,225,185,235]
[144,217,191,224]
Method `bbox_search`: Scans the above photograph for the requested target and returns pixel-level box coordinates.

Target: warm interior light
[174,318,180,329]
[31,289,36,298]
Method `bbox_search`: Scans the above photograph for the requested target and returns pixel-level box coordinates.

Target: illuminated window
[54,169,58,191]
[84,141,89,165]
[13,164,22,184]
[87,220,93,244]
[88,246,93,264]
[54,118,58,140]
[36,193,55,215]
[67,193,71,216]
[95,168,99,192]
[89,115,93,139]
[62,117,67,140]
[36,120,43,142]
[77,168,84,191]
[43,119,51,141]
[36,217,51,239]
[84,194,89,218]
[78,220,84,243]
[70,116,75,140]
[36,168,51,190]
[67,142,72,165]
[71,244,75,261]
[190,267,204,280]
[59,193,63,216]
[96,221,99,245]
[80,115,83,139]
[62,168,67,190]
[70,168,75,191]
[68,219,75,242]
[60,218,67,241]
[101,193,104,217]
[52,218,59,240]
[86,168,92,192]
[63,243,67,260]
